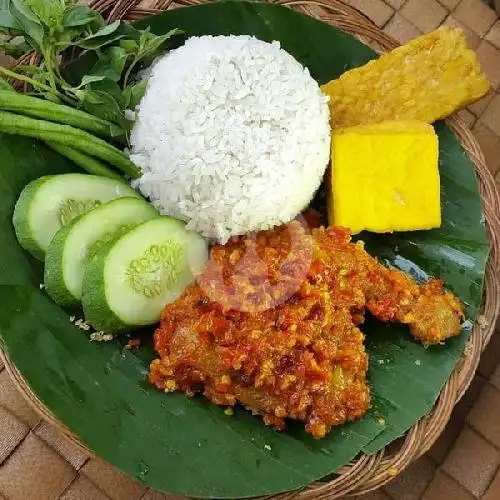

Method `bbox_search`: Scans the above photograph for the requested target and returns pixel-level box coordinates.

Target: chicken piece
[150,222,463,438]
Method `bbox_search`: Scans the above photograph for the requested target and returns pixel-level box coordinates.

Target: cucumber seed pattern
[59,198,101,225]
[127,242,184,298]
[87,224,135,259]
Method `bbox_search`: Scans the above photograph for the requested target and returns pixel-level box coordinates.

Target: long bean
[46,141,123,181]
[0,111,140,179]
[0,90,125,142]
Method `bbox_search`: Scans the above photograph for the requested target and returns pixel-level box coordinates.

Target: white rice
[130,35,331,242]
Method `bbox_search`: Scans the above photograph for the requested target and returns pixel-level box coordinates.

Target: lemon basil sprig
[0,0,181,137]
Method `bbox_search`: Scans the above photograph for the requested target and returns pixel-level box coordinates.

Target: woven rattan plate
[1,0,500,497]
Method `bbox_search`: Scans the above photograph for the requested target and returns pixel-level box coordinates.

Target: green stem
[123,57,139,90]
[0,66,75,106]
[0,66,53,93]
[53,64,72,89]
[42,48,58,93]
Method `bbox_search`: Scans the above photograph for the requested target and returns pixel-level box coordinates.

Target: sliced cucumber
[44,197,158,308]
[82,217,208,333]
[13,174,139,260]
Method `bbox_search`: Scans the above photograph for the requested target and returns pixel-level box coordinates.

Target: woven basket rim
[1,1,500,498]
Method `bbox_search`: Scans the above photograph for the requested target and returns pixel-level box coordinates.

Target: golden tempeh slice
[321,27,490,129]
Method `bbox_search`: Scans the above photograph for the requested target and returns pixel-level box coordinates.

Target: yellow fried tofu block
[328,121,440,234]
[321,27,490,129]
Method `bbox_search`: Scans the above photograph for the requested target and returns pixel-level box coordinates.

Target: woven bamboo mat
[0,357,181,500]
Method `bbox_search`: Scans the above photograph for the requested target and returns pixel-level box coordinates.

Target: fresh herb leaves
[62,4,101,29]
[0,0,181,138]
[123,79,147,110]
[122,27,181,88]
[89,46,130,82]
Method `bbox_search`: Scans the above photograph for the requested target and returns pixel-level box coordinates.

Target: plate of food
[0,0,499,498]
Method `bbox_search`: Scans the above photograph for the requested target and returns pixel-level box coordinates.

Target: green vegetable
[74,20,123,49]
[0,110,140,177]
[122,27,181,88]
[0,0,181,135]
[82,217,208,333]
[123,79,147,109]
[44,197,157,307]
[0,90,123,139]
[12,173,139,260]
[62,3,101,29]
[88,46,130,83]
[75,78,130,132]
[0,65,65,103]
[9,0,44,52]
[45,141,122,180]
[0,0,23,35]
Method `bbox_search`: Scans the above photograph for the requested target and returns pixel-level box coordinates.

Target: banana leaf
[0,2,489,498]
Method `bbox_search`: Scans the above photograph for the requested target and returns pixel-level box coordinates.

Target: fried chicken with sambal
[149,221,463,438]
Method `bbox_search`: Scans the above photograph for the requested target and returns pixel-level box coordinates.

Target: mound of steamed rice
[130,35,331,241]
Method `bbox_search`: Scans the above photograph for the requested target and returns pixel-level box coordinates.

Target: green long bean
[0,91,124,142]
[0,111,140,179]
[46,141,123,181]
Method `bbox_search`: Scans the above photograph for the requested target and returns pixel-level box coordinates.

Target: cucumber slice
[13,174,139,260]
[82,217,208,333]
[44,197,158,308]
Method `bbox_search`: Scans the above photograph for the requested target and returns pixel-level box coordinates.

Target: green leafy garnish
[122,27,181,88]
[0,0,182,138]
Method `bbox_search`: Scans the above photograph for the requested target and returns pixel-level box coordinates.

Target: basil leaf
[0,0,22,34]
[75,20,127,50]
[11,0,39,23]
[119,39,138,52]
[138,25,151,50]
[108,46,131,80]
[123,79,147,109]
[62,4,101,28]
[53,28,77,51]
[82,91,129,130]
[88,78,124,105]
[9,0,44,51]
[90,46,131,82]
[90,20,121,37]
[22,0,64,30]
[68,74,108,91]
[81,78,128,129]
[140,28,182,58]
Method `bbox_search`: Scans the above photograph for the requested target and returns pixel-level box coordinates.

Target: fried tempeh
[321,27,489,129]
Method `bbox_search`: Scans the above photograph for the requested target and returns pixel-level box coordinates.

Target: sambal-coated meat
[150,221,463,438]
